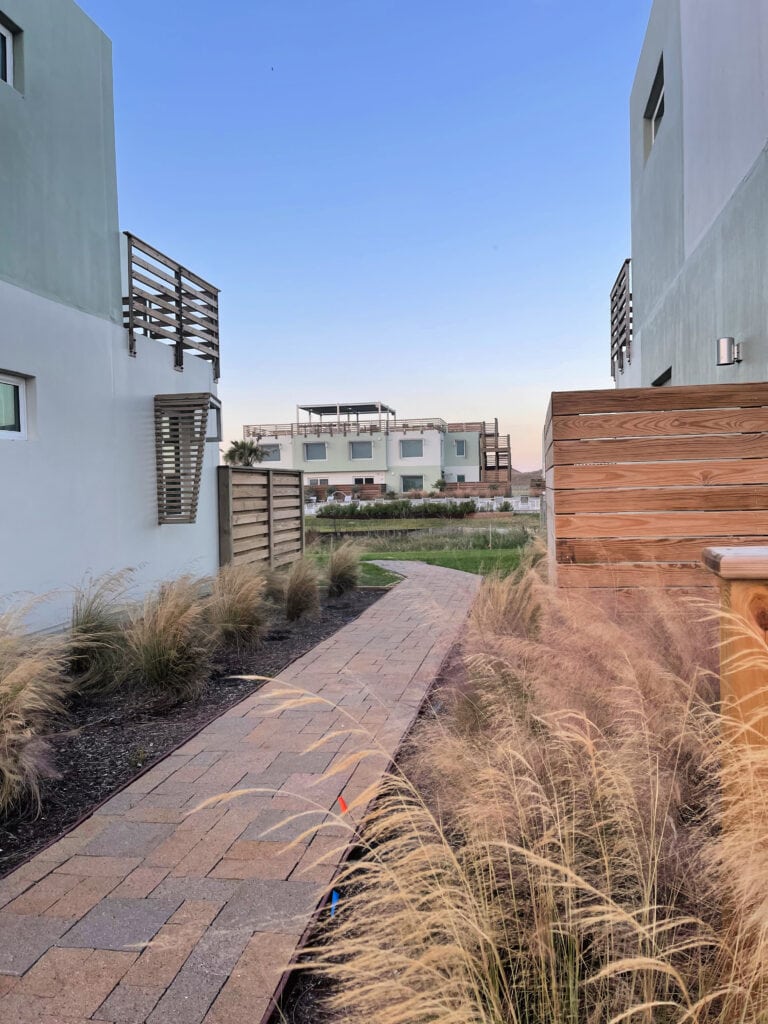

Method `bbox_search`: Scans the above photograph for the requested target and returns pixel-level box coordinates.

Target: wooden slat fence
[218,467,304,568]
[543,382,768,590]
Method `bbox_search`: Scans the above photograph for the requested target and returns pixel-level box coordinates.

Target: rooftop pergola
[296,401,396,429]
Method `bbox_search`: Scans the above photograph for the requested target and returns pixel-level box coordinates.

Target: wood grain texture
[551,458,768,489]
[554,485,768,514]
[701,546,768,580]
[220,467,303,568]
[553,433,768,465]
[550,382,768,416]
[558,536,761,565]
[552,407,768,440]
[555,510,768,540]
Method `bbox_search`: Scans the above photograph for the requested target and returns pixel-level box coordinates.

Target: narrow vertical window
[0,373,26,439]
[0,23,13,87]
[644,56,665,158]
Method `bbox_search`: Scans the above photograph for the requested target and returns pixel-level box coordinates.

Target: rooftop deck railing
[123,233,220,380]
[243,417,448,439]
[610,258,632,380]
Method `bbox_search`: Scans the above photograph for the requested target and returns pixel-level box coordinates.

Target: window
[454,439,466,457]
[644,56,665,158]
[364,477,374,484]
[399,439,423,458]
[304,442,327,461]
[457,474,465,483]
[206,398,222,442]
[0,23,13,87]
[349,440,372,460]
[353,477,364,485]
[309,477,329,486]
[260,444,280,462]
[401,475,423,492]
[0,373,26,439]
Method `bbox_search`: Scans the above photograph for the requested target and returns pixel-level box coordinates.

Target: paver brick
[94,982,166,1024]
[168,900,223,928]
[211,879,320,934]
[203,931,297,1024]
[4,873,83,916]
[0,914,77,975]
[146,968,228,1024]
[55,856,141,878]
[56,898,181,951]
[44,875,124,919]
[111,867,170,900]
[82,822,175,859]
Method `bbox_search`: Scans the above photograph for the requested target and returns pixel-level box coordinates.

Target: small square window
[304,442,327,461]
[349,440,372,460]
[364,477,374,484]
[0,372,26,439]
[457,474,465,483]
[401,475,423,492]
[399,439,423,458]
[260,444,281,462]
[644,56,665,158]
[454,439,466,457]
[353,477,364,485]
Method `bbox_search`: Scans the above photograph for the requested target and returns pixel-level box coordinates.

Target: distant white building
[1,0,222,627]
[243,402,512,493]
[612,0,768,388]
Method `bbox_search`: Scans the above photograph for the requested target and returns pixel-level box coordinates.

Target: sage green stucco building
[243,402,512,493]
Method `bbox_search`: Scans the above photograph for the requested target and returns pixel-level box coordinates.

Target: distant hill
[509,468,543,490]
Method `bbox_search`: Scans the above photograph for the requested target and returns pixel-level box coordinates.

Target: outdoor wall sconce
[716,337,741,366]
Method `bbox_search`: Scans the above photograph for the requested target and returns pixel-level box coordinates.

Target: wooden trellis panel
[218,467,304,568]
[154,393,210,524]
[124,233,221,380]
[543,382,768,590]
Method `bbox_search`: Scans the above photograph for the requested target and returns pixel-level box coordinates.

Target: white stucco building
[0,0,222,628]
[612,0,768,388]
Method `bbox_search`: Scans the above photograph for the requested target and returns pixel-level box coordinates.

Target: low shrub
[327,542,360,597]
[69,570,132,694]
[284,557,320,622]
[316,499,476,521]
[0,608,71,813]
[207,564,269,650]
[120,576,214,706]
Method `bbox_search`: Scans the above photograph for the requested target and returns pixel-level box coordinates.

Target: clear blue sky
[80,0,651,469]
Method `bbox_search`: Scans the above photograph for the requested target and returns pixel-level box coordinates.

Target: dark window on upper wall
[0,13,21,90]
[644,56,665,159]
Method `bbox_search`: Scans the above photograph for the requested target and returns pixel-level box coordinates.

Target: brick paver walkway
[0,561,480,1024]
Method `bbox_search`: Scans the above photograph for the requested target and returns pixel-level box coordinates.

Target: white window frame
[0,372,26,440]
[349,440,373,460]
[0,23,14,88]
[206,397,222,442]
[303,441,327,462]
[454,439,466,458]
[400,475,424,492]
[399,438,424,459]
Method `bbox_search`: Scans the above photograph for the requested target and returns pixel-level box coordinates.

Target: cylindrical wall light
[716,337,742,366]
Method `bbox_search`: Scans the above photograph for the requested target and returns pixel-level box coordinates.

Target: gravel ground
[0,589,385,878]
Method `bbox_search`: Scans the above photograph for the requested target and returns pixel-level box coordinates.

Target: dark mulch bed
[0,589,386,879]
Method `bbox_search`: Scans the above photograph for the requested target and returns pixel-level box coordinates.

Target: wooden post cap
[702,546,768,580]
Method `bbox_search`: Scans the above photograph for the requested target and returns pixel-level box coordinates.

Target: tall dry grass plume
[207,564,269,650]
[0,608,71,813]
[300,566,768,1024]
[327,541,360,597]
[284,557,320,622]
[69,570,132,693]
[120,576,214,706]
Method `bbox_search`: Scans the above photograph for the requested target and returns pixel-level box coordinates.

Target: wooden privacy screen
[543,382,768,589]
[218,467,304,568]
[154,393,210,525]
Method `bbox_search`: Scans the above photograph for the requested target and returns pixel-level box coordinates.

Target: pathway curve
[0,561,480,1024]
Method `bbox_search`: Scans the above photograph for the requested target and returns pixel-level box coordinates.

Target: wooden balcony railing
[610,258,632,380]
[123,233,220,380]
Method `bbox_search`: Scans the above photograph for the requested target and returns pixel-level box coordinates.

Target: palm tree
[223,439,266,466]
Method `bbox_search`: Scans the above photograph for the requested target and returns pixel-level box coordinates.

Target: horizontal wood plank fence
[543,382,768,590]
[218,467,304,568]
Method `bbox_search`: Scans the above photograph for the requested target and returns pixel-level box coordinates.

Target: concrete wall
[626,0,768,387]
[0,0,121,321]
[0,280,219,629]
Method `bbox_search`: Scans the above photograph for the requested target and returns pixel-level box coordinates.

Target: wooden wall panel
[543,384,768,590]
[218,466,304,569]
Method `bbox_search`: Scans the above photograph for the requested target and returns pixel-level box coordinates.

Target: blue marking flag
[330,890,340,917]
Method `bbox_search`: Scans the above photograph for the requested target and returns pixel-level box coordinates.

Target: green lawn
[312,551,402,587]
[309,517,446,533]
[361,548,522,576]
